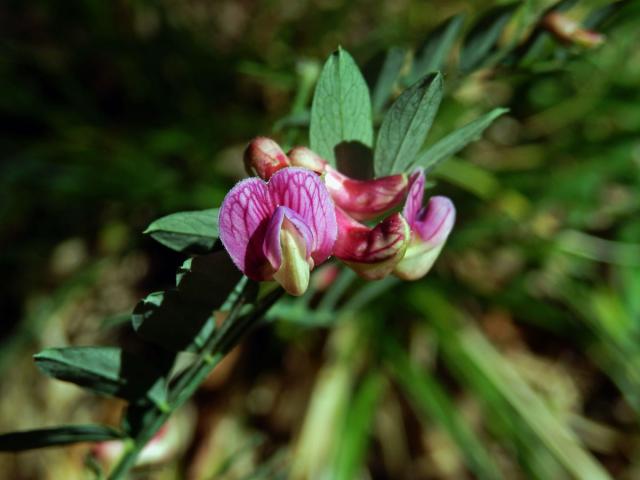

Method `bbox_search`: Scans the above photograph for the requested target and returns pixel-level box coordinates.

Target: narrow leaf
[144,208,219,254]
[375,73,443,176]
[0,425,124,452]
[460,4,519,73]
[413,108,507,172]
[408,14,465,83]
[333,372,385,480]
[310,47,373,165]
[34,346,165,403]
[370,47,406,115]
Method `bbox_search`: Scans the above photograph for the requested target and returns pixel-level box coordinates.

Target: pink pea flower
[219,167,337,296]
[393,169,455,280]
[333,208,410,280]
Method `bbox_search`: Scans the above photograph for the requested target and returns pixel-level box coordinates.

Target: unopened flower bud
[288,146,328,173]
[541,12,605,49]
[243,137,291,180]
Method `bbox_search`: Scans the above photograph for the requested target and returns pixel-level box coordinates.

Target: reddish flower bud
[288,146,328,173]
[333,208,410,280]
[541,12,605,49]
[243,137,291,180]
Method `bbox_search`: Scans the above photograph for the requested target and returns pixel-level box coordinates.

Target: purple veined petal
[218,177,275,280]
[413,196,456,245]
[267,167,337,265]
[403,168,426,228]
[262,206,314,271]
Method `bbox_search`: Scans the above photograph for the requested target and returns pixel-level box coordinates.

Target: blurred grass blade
[332,372,385,480]
[420,290,613,480]
[413,108,507,172]
[371,47,406,116]
[144,208,219,254]
[384,338,504,480]
[555,229,640,267]
[375,73,443,176]
[310,47,373,165]
[432,159,500,200]
[408,14,465,83]
[460,4,519,72]
[0,425,124,452]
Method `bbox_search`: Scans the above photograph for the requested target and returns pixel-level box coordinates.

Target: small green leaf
[460,4,519,73]
[370,47,407,115]
[0,425,124,452]
[413,108,508,172]
[34,346,166,403]
[408,14,465,83]
[310,47,373,165]
[374,73,443,176]
[144,208,219,254]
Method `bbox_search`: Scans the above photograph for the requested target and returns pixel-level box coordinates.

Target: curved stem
[107,286,284,480]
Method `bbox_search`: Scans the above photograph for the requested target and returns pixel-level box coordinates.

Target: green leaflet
[0,425,124,452]
[144,208,219,254]
[412,108,508,172]
[34,346,167,404]
[375,73,443,176]
[460,3,519,73]
[310,47,373,165]
[408,14,466,84]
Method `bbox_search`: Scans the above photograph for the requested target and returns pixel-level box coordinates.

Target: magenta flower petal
[413,196,456,244]
[393,169,456,281]
[262,206,314,271]
[267,167,337,265]
[218,178,274,279]
[403,169,426,228]
[219,167,337,294]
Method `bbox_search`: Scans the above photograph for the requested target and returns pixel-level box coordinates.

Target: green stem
[107,285,284,480]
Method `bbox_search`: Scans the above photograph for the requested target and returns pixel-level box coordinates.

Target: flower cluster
[219,137,455,295]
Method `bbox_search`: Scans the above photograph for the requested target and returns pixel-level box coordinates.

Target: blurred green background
[2,0,640,478]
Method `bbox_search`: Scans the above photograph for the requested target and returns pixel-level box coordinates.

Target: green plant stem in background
[107,285,284,480]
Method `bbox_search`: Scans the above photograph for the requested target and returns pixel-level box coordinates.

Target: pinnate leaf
[0,425,124,452]
[310,47,373,165]
[412,108,508,172]
[34,346,166,403]
[144,208,219,254]
[375,73,443,176]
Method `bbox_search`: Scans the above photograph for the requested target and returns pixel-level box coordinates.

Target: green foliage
[144,208,219,254]
[0,425,124,452]
[370,47,407,115]
[460,3,520,72]
[412,108,508,172]
[310,47,374,165]
[132,252,243,352]
[34,347,167,404]
[374,73,443,176]
[408,14,466,83]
